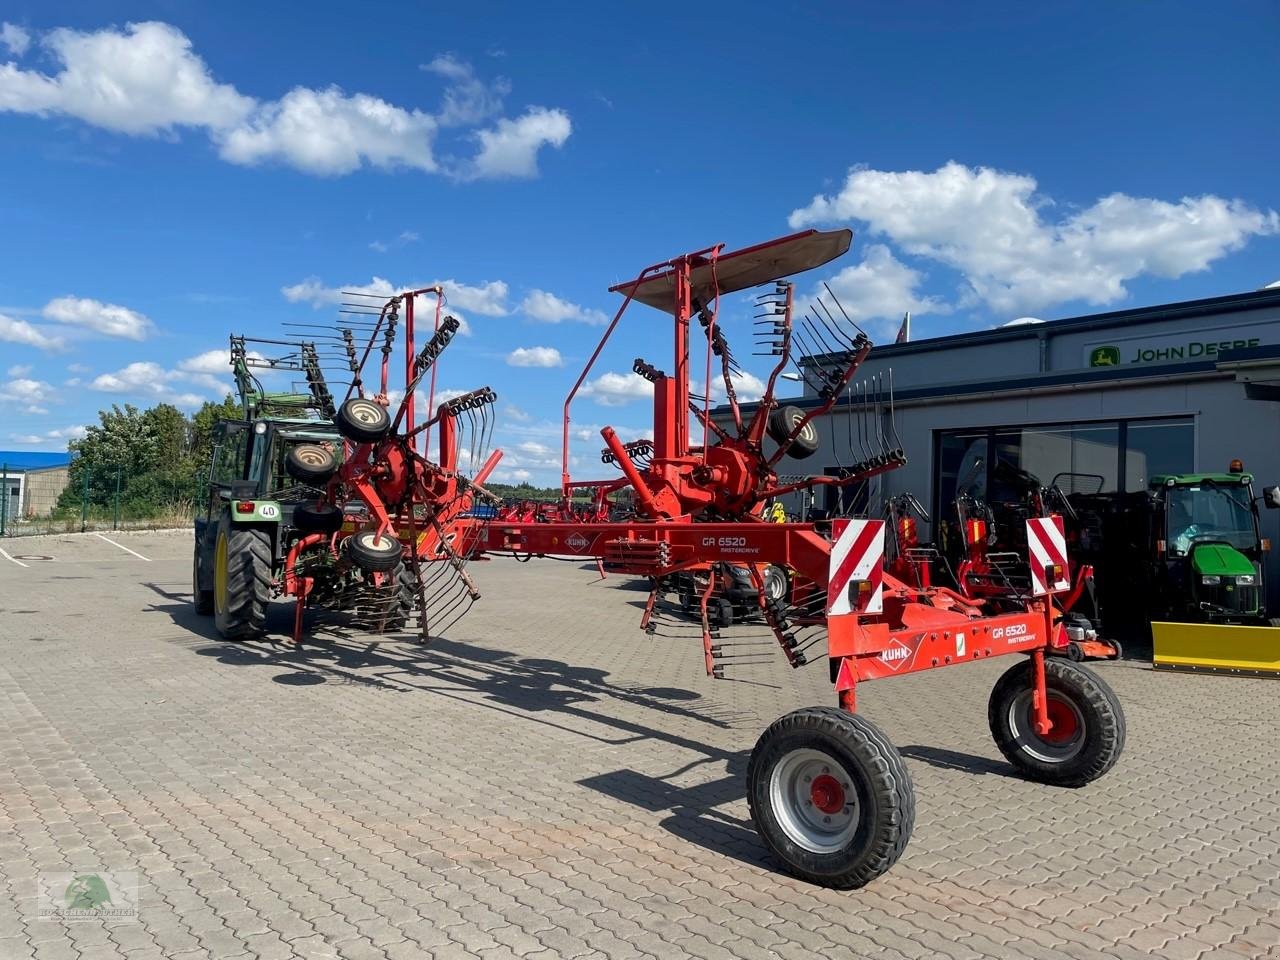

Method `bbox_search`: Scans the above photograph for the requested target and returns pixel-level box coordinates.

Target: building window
[934,416,1193,519]
[1124,419,1195,491]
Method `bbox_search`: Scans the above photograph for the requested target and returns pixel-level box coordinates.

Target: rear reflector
[236,501,255,514]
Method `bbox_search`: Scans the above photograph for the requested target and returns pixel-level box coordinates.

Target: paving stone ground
[1,529,1277,960]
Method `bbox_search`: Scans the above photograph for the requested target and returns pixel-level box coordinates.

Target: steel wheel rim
[1008,690,1086,763]
[349,400,384,426]
[764,568,786,601]
[357,531,399,555]
[769,747,859,854]
[295,446,329,468]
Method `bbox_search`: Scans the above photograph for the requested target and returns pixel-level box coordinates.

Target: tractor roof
[1150,472,1253,488]
[610,229,852,313]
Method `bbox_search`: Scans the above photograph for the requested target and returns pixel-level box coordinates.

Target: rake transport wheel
[285,444,338,484]
[347,529,404,573]
[748,707,915,889]
[767,405,820,460]
[212,515,271,641]
[988,658,1125,787]
[762,565,789,603]
[336,397,392,444]
[292,501,343,534]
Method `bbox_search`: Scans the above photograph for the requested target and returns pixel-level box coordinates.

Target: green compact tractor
[191,336,413,640]
[1070,468,1280,673]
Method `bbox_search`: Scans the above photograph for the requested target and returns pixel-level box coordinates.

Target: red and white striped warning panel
[1026,515,1070,595]
[827,518,885,615]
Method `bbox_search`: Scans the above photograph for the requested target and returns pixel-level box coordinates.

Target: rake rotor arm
[602,426,664,519]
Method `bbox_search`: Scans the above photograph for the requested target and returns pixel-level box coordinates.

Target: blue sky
[1,2,1277,485]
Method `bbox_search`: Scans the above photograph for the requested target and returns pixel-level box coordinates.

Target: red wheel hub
[1041,696,1079,743]
[809,773,846,814]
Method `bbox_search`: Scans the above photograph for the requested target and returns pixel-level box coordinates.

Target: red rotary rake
[278,287,502,643]
[273,231,1127,889]
[463,229,1127,888]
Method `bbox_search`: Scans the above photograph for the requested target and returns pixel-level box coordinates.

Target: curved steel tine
[821,282,867,339]
[887,367,904,452]
[874,373,886,454]
[814,295,856,350]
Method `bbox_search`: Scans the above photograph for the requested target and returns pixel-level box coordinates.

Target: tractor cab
[1151,471,1275,624]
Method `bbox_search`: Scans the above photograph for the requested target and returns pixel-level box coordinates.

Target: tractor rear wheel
[336,397,392,444]
[988,658,1125,787]
[193,543,213,615]
[346,529,403,573]
[748,707,915,889]
[213,516,272,640]
[767,405,820,460]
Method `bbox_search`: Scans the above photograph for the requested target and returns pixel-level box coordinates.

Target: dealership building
[740,286,1280,606]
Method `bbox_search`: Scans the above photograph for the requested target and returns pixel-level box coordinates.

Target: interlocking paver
[2,531,1279,960]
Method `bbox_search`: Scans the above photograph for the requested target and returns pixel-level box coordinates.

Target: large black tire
[346,529,403,572]
[767,405,820,460]
[293,501,343,534]
[193,543,213,615]
[285,444,337,484]
[748,707,914,889]
[336,397,392,444]
[988,658,1125,787]
[212,517,272,641]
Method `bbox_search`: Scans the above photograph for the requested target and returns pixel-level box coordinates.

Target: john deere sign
[1084,324,1272,368]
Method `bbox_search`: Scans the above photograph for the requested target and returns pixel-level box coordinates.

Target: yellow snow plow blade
[1152,621,1280,677]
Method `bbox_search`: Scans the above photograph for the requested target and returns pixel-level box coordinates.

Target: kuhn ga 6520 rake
[463,229,1127,889]
[279,287,501,643]
[264,232,1125,890]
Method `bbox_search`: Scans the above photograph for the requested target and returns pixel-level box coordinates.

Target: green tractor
[191,336,412,640]
[1070,467,1280,674]
[1148,471,1279,626]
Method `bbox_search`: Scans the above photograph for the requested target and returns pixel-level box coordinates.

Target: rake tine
[821,282,868,339]
[801,312,837,357]
[814,296,858,351]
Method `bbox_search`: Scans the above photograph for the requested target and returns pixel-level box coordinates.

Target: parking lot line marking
[94,533,152,562]
[0,546,29,568]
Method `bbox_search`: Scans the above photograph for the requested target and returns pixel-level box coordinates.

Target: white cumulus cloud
[0,21,571,180]
[42,296,154,340]
[579,371,653,407]
[1,22,31,56]
[804,244,950,339]
[421,53,509,127]
[465,107,571,180]
[506,346,563,368]
[0,377,56,414]
[283,275,505,322]
[0,313,66,351]
[519,289,606,325]
[789,161,1279,315]
[0,21,254,135]
[218,86,437,176]
[90,360,213,408]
